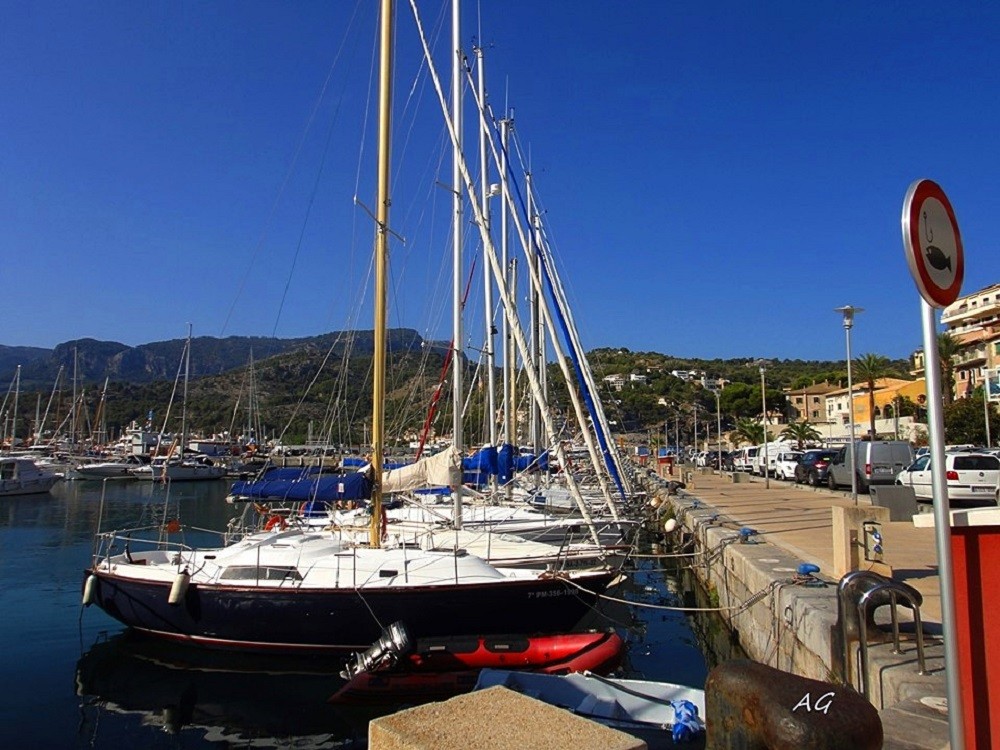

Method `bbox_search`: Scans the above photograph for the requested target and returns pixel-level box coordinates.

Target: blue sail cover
[462,446,498,488]
[497,444,515,485]
[230,468,372,502]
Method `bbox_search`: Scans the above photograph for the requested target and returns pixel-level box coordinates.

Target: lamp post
[713,387,723,472]
[758,362,769,489]
[692,403,699,458]
[835,305,864,505]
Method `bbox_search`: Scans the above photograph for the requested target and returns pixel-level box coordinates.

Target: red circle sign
[901,179,964,308]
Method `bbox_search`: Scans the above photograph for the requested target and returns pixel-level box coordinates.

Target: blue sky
[3,1,998,362]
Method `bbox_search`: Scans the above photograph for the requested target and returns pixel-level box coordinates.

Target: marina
[0,477,711,748]
[2,2,999,748]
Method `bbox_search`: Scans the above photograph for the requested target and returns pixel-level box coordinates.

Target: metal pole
[693,405,699,458]
[836,306,863,505]
[846,324,858,504]
[921,300,965,749]
[450,0,463,528]
[716,390,723,472]
[984,379,992,448]
[760,365,769,489]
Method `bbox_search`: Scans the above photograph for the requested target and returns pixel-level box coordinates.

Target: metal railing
[837,570,927,700]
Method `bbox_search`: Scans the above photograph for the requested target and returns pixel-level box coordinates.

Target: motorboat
[0,457,62,496]
[75,455,147,480]
[131,455,225,482]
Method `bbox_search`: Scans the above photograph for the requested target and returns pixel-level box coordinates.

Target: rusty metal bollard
[705,659,882,749]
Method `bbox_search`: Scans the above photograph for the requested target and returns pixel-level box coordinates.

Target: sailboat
[129,326,225,483]
[82,0,618,653]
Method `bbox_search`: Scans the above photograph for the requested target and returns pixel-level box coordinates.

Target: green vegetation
[780,420,823,449]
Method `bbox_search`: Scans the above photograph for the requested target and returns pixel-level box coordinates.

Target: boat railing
[91,525,231,569]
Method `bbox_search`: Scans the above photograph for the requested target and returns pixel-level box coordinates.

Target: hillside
[1,336,915,446]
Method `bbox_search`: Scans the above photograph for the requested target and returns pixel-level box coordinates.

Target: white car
[774,450,803,481]
[895,451,1000,505]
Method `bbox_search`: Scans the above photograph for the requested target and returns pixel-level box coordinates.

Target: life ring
[264,515,288,532]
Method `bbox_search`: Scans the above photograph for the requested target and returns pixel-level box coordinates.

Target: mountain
[3,329,449,389]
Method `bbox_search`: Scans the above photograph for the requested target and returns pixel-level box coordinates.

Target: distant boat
[130,455,225,483]
[75,455,147,481]
[0,457,61,497]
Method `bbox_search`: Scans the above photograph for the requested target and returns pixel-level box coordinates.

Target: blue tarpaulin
[230,470,372,502]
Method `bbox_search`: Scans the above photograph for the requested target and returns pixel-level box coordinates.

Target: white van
[753,442,798,477]
[733,446,757,472]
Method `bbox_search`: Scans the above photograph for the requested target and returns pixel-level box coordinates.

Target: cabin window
[220,565,302,581]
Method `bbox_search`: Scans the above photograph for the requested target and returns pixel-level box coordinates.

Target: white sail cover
[382,446,461,493]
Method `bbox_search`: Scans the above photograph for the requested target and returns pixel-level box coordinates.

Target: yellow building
[851,378,927,427]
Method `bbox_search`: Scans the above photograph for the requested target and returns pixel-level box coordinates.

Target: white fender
[168,570,191,605]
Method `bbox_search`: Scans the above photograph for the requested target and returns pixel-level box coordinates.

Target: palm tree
[937,332,960,406]
[853,353,892,440]
[780,420,822,450]
[733,418,772,446]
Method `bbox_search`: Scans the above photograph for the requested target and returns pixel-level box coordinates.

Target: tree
[732,418,773,446]
[780,421,822,450]
[937,333,960,406]
[943,386,999,445]
[853,353,892,439]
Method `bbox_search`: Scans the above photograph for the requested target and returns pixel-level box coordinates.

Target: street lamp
[835,305,864,505]
[758,361,769,489]
[711,386,723,472]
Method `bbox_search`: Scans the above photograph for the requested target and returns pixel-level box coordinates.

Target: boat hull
[84,568,617,653]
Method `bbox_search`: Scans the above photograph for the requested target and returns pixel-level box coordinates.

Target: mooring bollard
[704,659,882,749]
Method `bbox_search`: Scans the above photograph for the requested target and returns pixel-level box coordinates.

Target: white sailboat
[83,0,617,653]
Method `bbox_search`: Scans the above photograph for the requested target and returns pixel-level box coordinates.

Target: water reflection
[76,632,378,748]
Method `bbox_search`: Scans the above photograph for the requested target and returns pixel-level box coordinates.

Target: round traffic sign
[901,179,964,308]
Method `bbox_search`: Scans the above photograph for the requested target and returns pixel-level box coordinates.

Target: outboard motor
[339,621,414,679]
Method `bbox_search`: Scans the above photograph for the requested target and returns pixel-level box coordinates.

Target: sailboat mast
[370,0,394,549]
[450,0,464,528]
[500,115,515,502]
[475,43,497,459]
[11,365,20,450]
[181,324,191,458]
[37,365,63,446]
[71,347,78,449]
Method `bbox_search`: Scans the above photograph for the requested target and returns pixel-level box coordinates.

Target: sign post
[901,178,964,749]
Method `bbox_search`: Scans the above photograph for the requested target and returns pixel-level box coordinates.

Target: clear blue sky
[3,1,998,362]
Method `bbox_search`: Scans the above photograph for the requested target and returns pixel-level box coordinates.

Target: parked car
[794,449,839,486]
[774,450,803,481]
[732,446,757,473]
[752,442,797,477]
[827,441,915,493]
[895,451,1000,506]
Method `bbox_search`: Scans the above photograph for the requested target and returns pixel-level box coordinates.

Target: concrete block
[368,685,646,750]
[832,505,892,578]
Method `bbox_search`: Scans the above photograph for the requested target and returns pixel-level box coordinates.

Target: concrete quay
[640,466,953,749]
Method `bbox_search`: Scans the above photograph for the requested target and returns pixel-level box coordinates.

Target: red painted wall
[951,525,1000,748]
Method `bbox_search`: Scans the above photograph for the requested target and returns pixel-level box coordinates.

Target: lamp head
[834,305,864,329]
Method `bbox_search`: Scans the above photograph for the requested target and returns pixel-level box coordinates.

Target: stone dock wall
[633,468,952,749]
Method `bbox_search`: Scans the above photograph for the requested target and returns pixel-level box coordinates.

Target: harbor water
[0,479,712,748]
